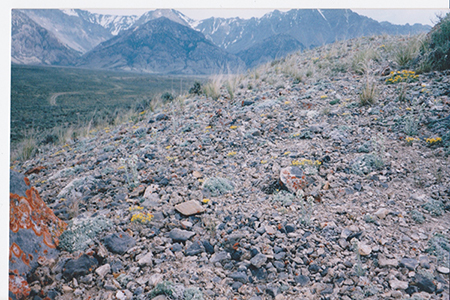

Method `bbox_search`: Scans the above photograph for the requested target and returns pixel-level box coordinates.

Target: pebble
[210,251,231,264]
[358,244,372,256]
[250,253,267,268]
[137,252,153,266]
[389,279,409,290]
[437,266,450,274]
[168,228,195,242]
[374,208,390,219]
[399,257,418,271]
[378,256,399,268]
[95,264,111,278]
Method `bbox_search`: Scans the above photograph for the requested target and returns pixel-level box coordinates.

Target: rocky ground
[10,35,450,300]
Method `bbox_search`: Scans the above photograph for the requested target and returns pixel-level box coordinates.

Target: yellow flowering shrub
[385,70,419,84]
[129,206,153,224]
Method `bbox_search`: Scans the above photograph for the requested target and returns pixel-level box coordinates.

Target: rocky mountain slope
[11,10,81,65]
[77,17,244,74]
[9,35,450,300]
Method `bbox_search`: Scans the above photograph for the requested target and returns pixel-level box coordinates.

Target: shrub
[189,81,203,95]
[422,199,445,216]
[161,92,174,103]
[203,177,234,196]
[59,216,111,252]
[351,154,384,175]
[423,13,450,70]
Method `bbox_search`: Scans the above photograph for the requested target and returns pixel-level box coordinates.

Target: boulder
[280,166,307,193]
[9,171,67,299]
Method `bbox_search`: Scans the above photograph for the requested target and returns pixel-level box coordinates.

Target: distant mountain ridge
[77,17,244,74]
[196,9,431,53]
[12,8,432,74]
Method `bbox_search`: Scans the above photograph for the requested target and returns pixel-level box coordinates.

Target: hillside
[9,35,450,300]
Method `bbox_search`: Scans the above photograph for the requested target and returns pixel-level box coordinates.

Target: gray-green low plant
[422,199,445,216]
[426,233,450,267]
[203,177,234,196]
[272,190,295,206]
[59,216,111,252]
[410,210,425,224]
[351,154,384,175]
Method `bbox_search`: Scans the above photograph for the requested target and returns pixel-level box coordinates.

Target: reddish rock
[24,166,45,175]
[279,166,307,193]
[9,171,67,300]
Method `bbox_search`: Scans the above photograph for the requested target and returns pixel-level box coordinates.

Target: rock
[389,279,409,290]
[437,266,449,274]
[265,225,276,235]
[374,208,390,219]
[62,254,98,280]
[413,274,436,293]
[168,228,195,242]
[280,166,307,193]
[250,253,267,268]
[378,256,399,268]
[399,257,418,271]
[95,264,111,278]
[185,241,205,256]
[419,256,430,269]
[202,240,214,254]
[137,252,153,266]
[229,271,248,283]
[192,171,203,178]
[103,233,136,254]
[265,284,280,297]
[358,244,372,256]
[294,275,310,286]
[308,264,320,274]
[155,113,169,121]
[174,200,205,216]
[210,251,231,264]
[9,171,67,300]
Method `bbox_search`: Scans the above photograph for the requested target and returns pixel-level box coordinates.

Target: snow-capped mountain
[12,8,432,72]
[195,9,431,54]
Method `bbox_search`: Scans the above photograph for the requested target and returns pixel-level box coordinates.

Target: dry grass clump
[359,76,378,106]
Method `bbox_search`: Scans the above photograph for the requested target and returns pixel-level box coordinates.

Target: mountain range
[11,8,432,74]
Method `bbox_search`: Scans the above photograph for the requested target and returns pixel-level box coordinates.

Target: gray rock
[62,254,98,280]
[229,271,248,283]
[210,251,231,264]
[169,228,195,242]
[250,253,267,268]
[294,274,310,286]
[137,252,153,266]
[414,274,436,293]
[103,233,136,255]
[399,257,418,271]
[185,241,205,256]
[95,264,111,278]
[419,256,430,269]
[265,284,280,297]
[389,279,409,290]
